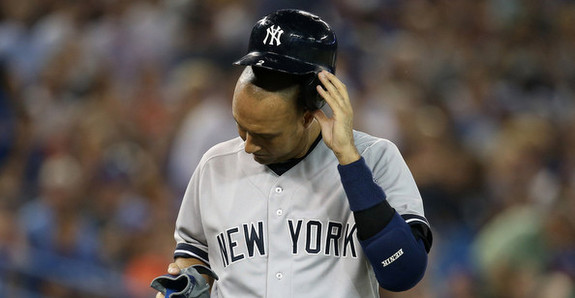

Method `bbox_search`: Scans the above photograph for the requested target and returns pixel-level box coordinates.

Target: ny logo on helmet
[263,25,283,46]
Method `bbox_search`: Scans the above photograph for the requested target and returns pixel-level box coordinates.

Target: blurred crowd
[0,0,574,297]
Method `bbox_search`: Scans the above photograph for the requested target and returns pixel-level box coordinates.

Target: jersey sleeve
[361,138,432,249]
[362,139,426,219]
[173,162,210,265]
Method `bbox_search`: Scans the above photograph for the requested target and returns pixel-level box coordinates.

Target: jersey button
[274,187,283,193]
[275,272,283,280]
[276,209,283,216]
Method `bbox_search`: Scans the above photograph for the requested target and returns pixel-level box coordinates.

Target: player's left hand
[312,71,361,165]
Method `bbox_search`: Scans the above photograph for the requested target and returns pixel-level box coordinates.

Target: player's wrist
[337,157,386,212]
[335,147,361,165]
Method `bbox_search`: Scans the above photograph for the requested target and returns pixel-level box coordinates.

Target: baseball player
[153,9,432,298]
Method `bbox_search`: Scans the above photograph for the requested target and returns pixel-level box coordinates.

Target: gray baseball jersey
[174,130,428,297]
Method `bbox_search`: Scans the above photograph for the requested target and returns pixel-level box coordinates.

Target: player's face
[232,81,312,165]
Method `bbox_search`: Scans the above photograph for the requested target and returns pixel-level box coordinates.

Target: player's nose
[244,134,261,154]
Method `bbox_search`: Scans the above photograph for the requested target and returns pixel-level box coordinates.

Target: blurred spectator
[166,59,238,196]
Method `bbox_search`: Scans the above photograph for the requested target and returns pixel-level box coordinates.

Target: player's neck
[267,123,321,175]
[311,120,322,141]
[302,121,322,156]
[290,121,319,160]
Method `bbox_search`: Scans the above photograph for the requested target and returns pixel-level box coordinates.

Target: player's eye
[235,122,278,141]
[258,134,276,140]
[237,126,247,140]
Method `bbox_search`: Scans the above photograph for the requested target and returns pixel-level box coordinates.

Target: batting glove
[150,265,219,298]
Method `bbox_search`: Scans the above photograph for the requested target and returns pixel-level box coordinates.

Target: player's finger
[316,83,335,107]
[322,71,347,93]
[167,263,181,275]
[156,292,165,298]
[312,109,329,127]
[317,80,343,113]
[323,72,352,110]
[317,71,349,111]
[317,72,340,102]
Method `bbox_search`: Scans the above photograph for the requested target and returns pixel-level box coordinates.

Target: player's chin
[253,154,274,164]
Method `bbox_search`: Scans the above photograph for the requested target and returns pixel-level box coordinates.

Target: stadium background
[0,0,574,297]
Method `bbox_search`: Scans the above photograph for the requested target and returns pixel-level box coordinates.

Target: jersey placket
[265,177,292,297]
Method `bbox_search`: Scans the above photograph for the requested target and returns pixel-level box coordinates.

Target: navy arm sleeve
[338,157,430,292]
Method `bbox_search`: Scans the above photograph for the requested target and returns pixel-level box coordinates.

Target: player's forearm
[338,157,428,291]
[337,157,386,212]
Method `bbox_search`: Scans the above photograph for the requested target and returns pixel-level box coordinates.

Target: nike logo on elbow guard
[381,248,404,267]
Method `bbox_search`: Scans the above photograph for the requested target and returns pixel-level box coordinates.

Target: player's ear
[301,72,326,111]
[303,110,316,128]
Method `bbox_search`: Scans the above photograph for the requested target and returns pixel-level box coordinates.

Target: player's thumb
[167,263,181,275]
[312,109,329,128]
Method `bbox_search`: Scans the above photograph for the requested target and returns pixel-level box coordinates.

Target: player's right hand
[313,70,360,165]
[155,263,182,298]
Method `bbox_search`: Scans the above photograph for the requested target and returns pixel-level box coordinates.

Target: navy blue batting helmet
[234,9,337,75]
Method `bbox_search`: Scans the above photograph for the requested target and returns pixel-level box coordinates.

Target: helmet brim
[233,51,326,75]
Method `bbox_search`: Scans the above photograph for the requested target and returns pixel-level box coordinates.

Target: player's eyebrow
[234,118,279,138]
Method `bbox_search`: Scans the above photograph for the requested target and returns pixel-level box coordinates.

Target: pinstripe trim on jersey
[401,214,430,228]
[401,214,433,253]
[174,243,210,264]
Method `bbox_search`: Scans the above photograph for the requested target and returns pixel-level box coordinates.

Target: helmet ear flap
[301,73,325,111]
